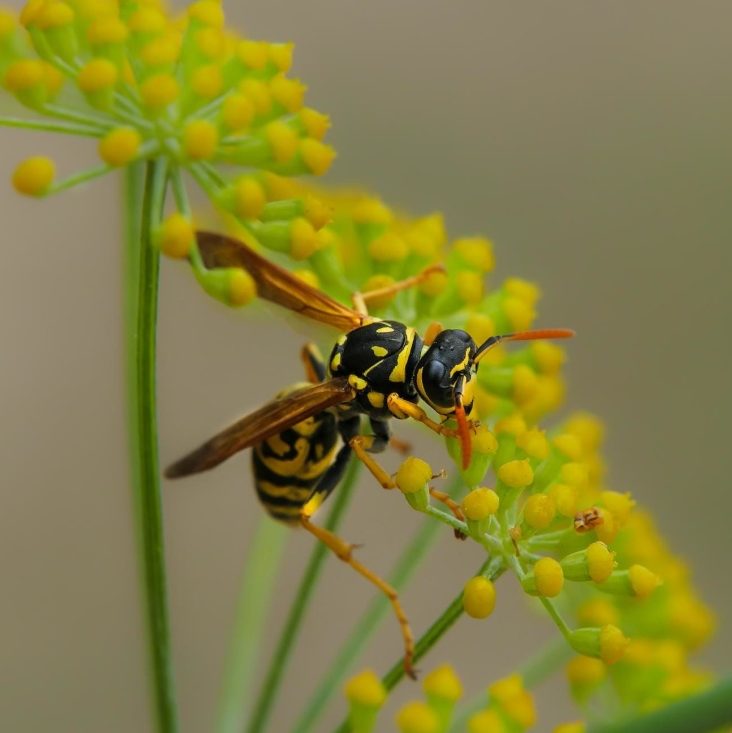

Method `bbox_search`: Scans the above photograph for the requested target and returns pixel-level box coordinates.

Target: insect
[166,230,574,676]
[574,507,604,533]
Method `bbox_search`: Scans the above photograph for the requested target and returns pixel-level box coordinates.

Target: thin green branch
[216,517,290,733]
[0,115,104,136]
[331,555,507,733]
[124,160,178,733]
[246,459,362,733]
[292,476,463,733]
[586,676,732,733]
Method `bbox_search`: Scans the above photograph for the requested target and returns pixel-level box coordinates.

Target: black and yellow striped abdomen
[251,384,340,523]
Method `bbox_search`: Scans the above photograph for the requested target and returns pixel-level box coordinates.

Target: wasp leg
[387,394,456,439]
[349,434,395,489]
[351,264,446,316]
[299,511,416,679]
[429,487,468,540]
[360,264,446,306]
[300,343,326,383]
[389,436,412,455]
[423,321,443,347]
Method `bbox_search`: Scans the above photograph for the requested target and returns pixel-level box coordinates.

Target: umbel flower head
[1,0,334,302]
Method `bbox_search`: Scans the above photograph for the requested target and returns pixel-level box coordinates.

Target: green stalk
[449,634,571,731]
[246,459,362,733]
[292,476,463,733]
[124,160,178,733]
[586,676,732,733]
[216,517,289,733]
[331,555,506,733]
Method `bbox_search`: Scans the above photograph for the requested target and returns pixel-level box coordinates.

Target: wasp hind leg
[299,486,416,679]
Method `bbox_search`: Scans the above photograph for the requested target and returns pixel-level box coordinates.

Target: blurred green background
[1,1,730,731]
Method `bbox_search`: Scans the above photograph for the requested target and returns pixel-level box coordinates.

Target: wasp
[166,230,574,677]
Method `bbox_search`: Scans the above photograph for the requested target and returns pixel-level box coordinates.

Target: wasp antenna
[453,376,472,470]
[474,328,575,363]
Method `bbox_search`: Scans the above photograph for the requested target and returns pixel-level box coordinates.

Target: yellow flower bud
[504,277,540,306]
[98,127,142,167]
[463,576,496,619]
[344,669,386,707]
[140,73,179,109]
[157,213,194,259]
[299,107,330,140]
[628,564,662,598]
[531,341,565,374]
[368,231,408,263]
[395,701,439,733]
[191,64,223,99]
[87,16,128,45]
[547,483,577,518]
[183,119,219,160]
[600,624,629,665]
[300,138,336,175]
[290,217,318,260]
[523,494,556,530]
[455,271,483,306]
[516,427,549,460]
[36,1,74,29]
[222,94,255,131]
[4,59,44,91]
[497,459,533,489]
[265,121,297,163]
[566,655,605,686]
[228,268,256,306]
[12,156,55,196]
[395,457,432,494]
[269,42,294,72]
[233,177,266,220]
[468,710,506,733]
[418,270,448,297]
[522,557,563,597]
[553,433,583,461]
[453,236,494,272]
[503,295,534,331]
[462,488,499,521]
[586,542,615,583]
[423,664,463,702]
[238,39,268,70]
[77,58,117,92]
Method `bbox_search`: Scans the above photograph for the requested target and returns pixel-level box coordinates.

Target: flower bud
[463,576,496,619]
[395,457,431,511]
[395,701,439,733]
[462,487,499,535]
[596,565,661,599]
[560,542,615,583]
[569,625,629,665]
[345,669,386,733]
[521,557,563,597]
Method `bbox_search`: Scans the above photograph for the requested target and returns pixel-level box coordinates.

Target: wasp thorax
[415,330,477,416]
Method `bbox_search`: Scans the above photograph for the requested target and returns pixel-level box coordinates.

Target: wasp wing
[197,230,367,333]
[165,377,355,478]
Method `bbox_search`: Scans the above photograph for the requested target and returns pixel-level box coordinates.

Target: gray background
[1,2,730,731]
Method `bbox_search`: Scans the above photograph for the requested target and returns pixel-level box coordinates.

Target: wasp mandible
[166,231,574,677]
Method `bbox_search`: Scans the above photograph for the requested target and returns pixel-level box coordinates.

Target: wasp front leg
[386,394,457,439]
[348,417,397,489]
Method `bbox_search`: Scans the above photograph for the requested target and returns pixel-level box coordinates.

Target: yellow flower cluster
[1,0,335,304]
[467,674,536,733]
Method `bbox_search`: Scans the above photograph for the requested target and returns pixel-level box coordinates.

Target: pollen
[532,557,564,597]
[628,564,661,598]
[290,217,318,260]
[183,120,219,160]
[191,64,224,98]
[396,701,439,733]
[423,664,463,702]
[12,155,55,196]
[233,177,266,220]
[300,138,336,176]
[463,576,496,619]
[369,231,408,263]
[344,669,386,707]
[157,213,194,259]
[462,488,499,520]
[523,494,556,530]
[265,121,298,163]
[98,128,142,167]
[497,459,533,489]
[77,58,118,92]
[140,73,180,109]
[395,456,432,495]
[228,268,257,306]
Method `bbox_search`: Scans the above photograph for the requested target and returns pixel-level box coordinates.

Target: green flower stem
[292,476,463,733]
[586,676,732,733]
[50,163,113,194]
[124,160,178,733]
[216,516,290,733]
[246,459,362,733]
[448,634,571,731]
[0,115,104,136]
[331,555,507,733]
